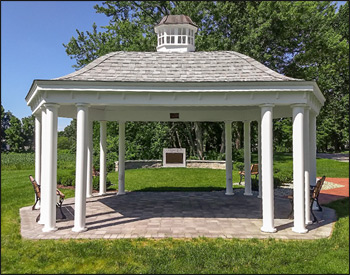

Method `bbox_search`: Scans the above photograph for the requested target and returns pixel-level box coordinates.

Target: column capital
[224,120,233,124]
[290,103,307,109]
[33,109,42,118]
[259,103,275,108]
[76,103,91,108]
[43,103,60,109]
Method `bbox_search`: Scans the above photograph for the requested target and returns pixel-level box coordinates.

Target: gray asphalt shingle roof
[54,51,301,82]
[156,14,198,27]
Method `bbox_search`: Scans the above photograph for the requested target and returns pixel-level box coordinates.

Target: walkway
[316,153,349,162]
[20,190,336,240]
[319,177,349,204]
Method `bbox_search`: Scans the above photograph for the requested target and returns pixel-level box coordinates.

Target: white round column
[309,111,319,210]
[42,103,59,233]
[225,121,234,195]
[72,103,89,233]
[309,111,317,187]
[86,119,93,198]
[292,105,308,234]
[34,112,42,210]
[99,121,107,195]
[304,108,312,224]
[244,121,253,196]
[117,121,126,195]
[258,119,262,199]
[38,107,47,225]
[260,104,276,233]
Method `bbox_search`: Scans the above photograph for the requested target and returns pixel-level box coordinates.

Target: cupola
[154,15,198,53]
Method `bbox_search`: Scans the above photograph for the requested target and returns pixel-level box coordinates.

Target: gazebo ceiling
[54,51,300,82]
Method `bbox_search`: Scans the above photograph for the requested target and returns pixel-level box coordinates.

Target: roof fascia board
[26,79,323,106]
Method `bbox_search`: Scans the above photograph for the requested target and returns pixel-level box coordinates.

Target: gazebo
[25,15,325,235]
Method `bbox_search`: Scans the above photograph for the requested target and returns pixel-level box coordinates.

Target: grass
[1,153,349,274]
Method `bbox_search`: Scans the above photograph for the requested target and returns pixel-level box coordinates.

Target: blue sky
[1,1,346,131]
[1,1,109,130]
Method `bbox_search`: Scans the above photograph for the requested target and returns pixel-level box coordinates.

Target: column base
[117,191,126,195]
[98,192,107,196]
[292,227,308,234]
[306,220,313,225]
[42,226,58,233]
[86,194,93,198]
[244,192,253,196]
[225,192,234,196]
[38,218,45,225]
[261,226,277,233]
[72,226,88,233]
[257,195,262,199]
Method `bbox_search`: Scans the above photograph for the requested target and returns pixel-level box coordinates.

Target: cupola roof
[156,15,198,27]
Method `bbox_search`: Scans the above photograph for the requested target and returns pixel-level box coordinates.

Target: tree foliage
[60,1,349,158]
[1,105,35,152]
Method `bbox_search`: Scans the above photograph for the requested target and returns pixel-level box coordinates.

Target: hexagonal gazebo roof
[26,50,324,122]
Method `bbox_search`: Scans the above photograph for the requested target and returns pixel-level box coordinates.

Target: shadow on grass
[325,198,349,219]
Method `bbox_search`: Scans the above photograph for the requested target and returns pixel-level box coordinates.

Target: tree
[63,1,349,155]
[60,119,77,153]
[1,105,12,151]
[22,115,35,151]
[5,115,24,152]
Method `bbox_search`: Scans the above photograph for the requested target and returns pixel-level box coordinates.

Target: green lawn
[1,154,349,274]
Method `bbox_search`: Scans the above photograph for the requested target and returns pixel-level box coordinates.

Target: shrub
[57,169,75,186]
[205,151,225,160]
[187,155,199,160]
[92,175,112,191]
[234,161,244,171]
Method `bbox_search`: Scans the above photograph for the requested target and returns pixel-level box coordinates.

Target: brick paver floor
[319,177,349,204]
[20,190,336,240]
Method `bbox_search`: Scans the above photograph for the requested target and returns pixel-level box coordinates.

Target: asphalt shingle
[54,51,302,82]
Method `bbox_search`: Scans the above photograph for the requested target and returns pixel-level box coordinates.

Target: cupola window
[158,30,165,46]
[178,28,187,44]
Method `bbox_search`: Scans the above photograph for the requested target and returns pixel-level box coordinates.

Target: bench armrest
[56,189,65,199]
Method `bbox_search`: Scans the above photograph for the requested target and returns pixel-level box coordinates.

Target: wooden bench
[92,166,100,177]
[238,164,259,185]
[29,175,66,222]
[287,176,326,223]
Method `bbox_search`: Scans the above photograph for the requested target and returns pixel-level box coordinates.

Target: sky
[1,1,110,130]
[1,1,347,131]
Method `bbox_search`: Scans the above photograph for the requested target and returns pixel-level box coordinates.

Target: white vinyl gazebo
[25,15,325,235]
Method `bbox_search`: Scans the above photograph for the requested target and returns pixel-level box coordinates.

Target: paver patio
[20,190,336,240]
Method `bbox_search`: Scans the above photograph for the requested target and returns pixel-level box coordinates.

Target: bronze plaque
[170,113,179,119]
[166,153,183,164]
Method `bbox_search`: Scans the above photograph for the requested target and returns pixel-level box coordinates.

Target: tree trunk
[175,129,182,148]
[220,124,225,154]
[194,122,204,160]
[185,122,196,157]
[234,123,241,149]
